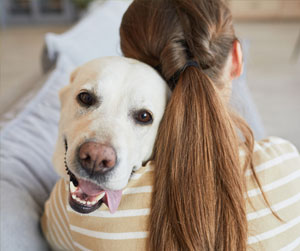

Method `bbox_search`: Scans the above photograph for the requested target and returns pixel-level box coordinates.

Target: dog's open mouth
[63,138,122,214]
[66,167,123,214]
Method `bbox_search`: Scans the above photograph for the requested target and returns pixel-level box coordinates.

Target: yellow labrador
[53,56,170,214]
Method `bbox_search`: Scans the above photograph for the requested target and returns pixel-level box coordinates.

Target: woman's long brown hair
[120,0,256,250]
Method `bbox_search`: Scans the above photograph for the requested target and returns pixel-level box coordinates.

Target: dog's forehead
[75,57,166,93]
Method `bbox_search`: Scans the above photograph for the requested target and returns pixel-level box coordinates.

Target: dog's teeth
[90,200,98,206]
[70,181,77,193]
[95,192,105,201]
[70,190,103,206]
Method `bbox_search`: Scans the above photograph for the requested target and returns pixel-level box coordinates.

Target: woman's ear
[230,40,243,80]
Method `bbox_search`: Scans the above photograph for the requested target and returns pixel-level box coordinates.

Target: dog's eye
[134,110,153,125]
[77,92,95,107]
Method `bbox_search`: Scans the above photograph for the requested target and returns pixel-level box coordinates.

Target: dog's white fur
[53,57,170,191]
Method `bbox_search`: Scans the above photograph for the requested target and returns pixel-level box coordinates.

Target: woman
[120,0,300,250]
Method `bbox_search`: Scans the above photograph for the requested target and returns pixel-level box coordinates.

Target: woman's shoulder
[246,136,300,193]
[252,137,300,169]
[246,138,300,249]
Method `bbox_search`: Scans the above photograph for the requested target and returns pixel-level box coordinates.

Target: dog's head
[53,56,170,214]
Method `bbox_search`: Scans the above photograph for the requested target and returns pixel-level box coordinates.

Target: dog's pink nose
[78,142,116,175]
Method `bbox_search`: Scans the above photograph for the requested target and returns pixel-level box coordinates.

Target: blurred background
[0,0,300,148]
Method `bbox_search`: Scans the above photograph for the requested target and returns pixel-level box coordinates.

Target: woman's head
[120,0,243,94]
[120,1,252,250]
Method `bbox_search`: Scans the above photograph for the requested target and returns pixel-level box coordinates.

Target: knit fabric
[42,137,300,251]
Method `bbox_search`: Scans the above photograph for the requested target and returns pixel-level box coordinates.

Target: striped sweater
[41,137,300,250]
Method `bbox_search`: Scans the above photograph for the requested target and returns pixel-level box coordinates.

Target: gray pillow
[0,56,74,250]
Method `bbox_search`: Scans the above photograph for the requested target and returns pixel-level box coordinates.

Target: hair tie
[155,61,199,90]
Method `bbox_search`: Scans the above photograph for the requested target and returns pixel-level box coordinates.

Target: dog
[52,56,170,215]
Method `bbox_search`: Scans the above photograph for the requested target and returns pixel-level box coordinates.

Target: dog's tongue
[78,179,122,213]
[104,190,123,213]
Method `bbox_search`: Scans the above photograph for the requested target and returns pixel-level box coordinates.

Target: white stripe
[247,192,300,220]
[279,236,300,251]
[52,181,73,248]
[70,225,148,240]
[245,151,299,176]
[45,204,60,250]
[248,215,300,244]
[67,205,150,218]
[131,166,154,180]
[49,200,70,250]
[123,186,152,194]
[247,169,300,198]
[73,241,91,251]
[58,180,72,227]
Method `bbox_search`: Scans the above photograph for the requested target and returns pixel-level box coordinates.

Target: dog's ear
[70,67,80,83]
[58,85,70,106]
[58,67,80,105]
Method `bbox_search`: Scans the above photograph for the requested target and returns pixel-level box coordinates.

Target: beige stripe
[118,193,152,210]
[58,179,70,221]
[53,181,74,248]
[279,236,300,251]
[246,157,300,190]
[73,241,91,251]
[249,221,300,250]
[68,213,149,233]
[50,184,73,250]
[248,199,300,235]
[70,225,148,240]
[246,177,300,213]
[247,169,300,198]
[246,151,299,176]
[57,180,73,236]
[247,192,300,220]
[44,201,60,250]
[48,197,68,250]
[123,186,152,194]
[70,231,146,251]
[248,215,300,244]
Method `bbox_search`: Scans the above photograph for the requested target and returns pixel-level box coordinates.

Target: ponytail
[149,66,247,250]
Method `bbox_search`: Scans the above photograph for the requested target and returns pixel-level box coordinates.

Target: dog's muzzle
[64,140,122,214]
